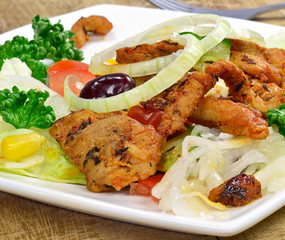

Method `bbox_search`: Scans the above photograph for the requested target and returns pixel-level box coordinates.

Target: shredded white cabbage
[152,125,285,217]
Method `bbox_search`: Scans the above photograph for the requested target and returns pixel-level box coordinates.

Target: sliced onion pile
[65,14,230,112]
[152,125,285,216]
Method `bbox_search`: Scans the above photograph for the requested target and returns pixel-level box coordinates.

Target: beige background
[0,0,285,239]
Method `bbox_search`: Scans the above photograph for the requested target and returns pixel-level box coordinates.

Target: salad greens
[266,103,285,137]
[179,32,231,72]
[0,15,83,83]
[0,128,86,185]
[0,86,56,129]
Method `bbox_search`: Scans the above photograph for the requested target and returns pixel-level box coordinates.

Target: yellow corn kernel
[105,58,118,65]
[1,133,45,162]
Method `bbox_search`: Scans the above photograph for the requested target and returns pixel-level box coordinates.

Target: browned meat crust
[205,59,285,115]
[208,174,262,207]
[49,109,121,161]
[230,39,285,87]
[115,40,184,64]
[71,15,113,49]
[49,110,165,192]
[156,72,217,137]
[188,96,269,139]
[230,51,284,86]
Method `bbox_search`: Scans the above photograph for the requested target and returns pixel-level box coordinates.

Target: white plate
[1,4,285,237]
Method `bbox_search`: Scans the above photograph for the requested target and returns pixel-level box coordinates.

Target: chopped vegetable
[0,15,83,83]
[1,132,45,162]
[130,174,164,202]
[157,126,193,172]
[0,86,56,129]
[266,103,285,137]
[127,105,162,130]
[47,60,95,96]
[179,32,231,72]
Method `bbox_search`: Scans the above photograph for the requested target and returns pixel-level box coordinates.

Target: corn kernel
[105,58,118,65]
[1,133,45,162]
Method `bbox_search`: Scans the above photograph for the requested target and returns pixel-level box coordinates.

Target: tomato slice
[127,105,162,129]
[47,60,95,97]
[129,174,164,202]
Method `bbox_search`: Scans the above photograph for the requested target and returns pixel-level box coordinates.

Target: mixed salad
[1,13,285,218]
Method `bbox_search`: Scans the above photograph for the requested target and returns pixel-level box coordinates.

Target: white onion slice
[89,14,230,76]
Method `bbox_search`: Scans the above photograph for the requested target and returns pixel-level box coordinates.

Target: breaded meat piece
[116,40,184,64]
[50,111,165,192]
[188,96,269,139]
[208,174,262,207]
[205,59,285,115]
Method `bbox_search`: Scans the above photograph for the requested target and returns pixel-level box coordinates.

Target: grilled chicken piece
[205,59,285,115]
[49,109,119,161]
[116,40,184,64]
[50,110,165,192]
[188,96,269,139]
[230,51,284,86]
[155,72,216,137]
[208,174,262,207]
[230,39,285,84]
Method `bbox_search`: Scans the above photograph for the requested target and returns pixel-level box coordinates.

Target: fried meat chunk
[116,40,184,64]
[230,51,284,86]
[205,59,285,114]
[71,15,113,49]
[50,110,165,192]
[230,39,285,82]
[188,96,269,139]
[208,174,262,207]
[156,72,217,137]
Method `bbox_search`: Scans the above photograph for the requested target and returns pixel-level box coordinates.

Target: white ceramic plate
[0,4,285,237]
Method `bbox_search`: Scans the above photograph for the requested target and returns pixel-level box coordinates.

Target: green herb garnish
[0,15,83,83]
[266,103,285,137]
[0,86,56,129]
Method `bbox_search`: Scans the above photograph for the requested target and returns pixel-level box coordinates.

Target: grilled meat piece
[230,38,285,87]
[156,72,217,137]
[208,174,262,207]
[116,40,184,64]
[49,109,120,161]
[49,110,165,192]
[205,59,285,115]
[188,96,269,139]
[230,51,283,86]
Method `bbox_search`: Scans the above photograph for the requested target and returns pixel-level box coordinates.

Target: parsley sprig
[266,103,285,137]
[0,86,56,129]
[0,15,83,83]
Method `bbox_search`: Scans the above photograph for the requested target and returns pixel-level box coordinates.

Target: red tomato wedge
[127,105,162,130]
[129,174,164,202]
[47,60,95,97]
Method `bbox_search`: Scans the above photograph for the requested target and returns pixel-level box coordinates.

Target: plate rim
[0,4,285,237]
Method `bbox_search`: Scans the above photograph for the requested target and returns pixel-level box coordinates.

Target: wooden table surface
[1,0,285,239]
